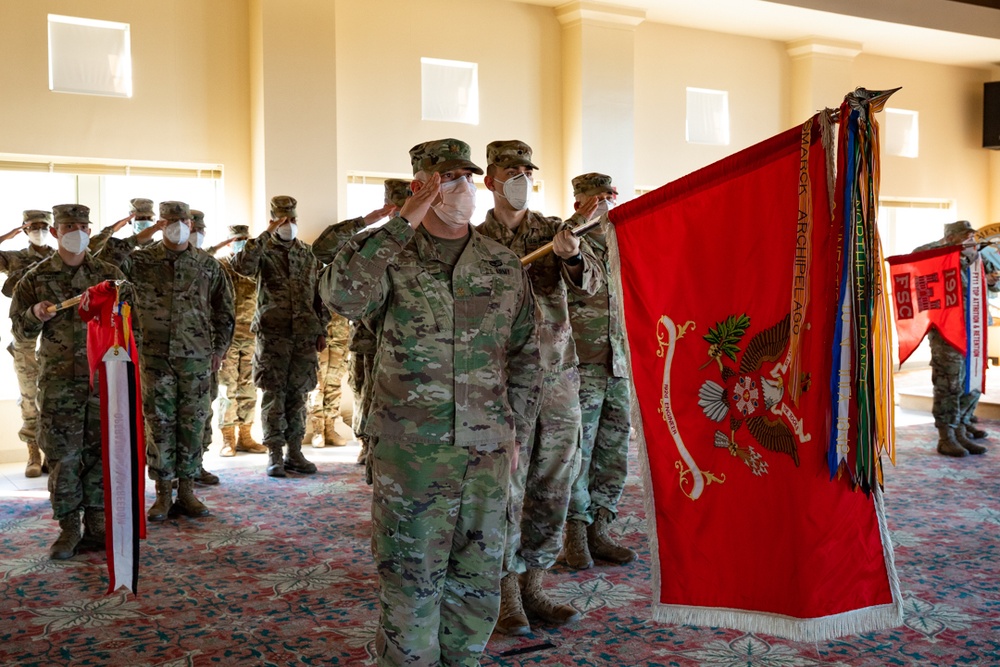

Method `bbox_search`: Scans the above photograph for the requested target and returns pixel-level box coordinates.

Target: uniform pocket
[370,497,402,589]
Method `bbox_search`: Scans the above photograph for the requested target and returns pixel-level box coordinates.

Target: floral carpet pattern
[1,422,999,666]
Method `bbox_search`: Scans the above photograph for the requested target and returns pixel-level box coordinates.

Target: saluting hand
[1,226,24,243]
[399,172,441,230]
[575,195,599,222]
[266,217,289,235]
[135,219,165,244]
[364,203,398,226]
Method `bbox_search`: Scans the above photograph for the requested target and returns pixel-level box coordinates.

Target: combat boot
[955,426,987,455]
[25,443,42,478]
[561,520,593,570]
[267,444,286,477]
[588,508,637,565]
[303,417,317,447]
[285,441,317,474]
[49,513,81,560]
[325,418,347,447]
[309,416,326,448]
[196,466,220,485]
[965,423,989,440]
[520,568,580,626]
[936,426,968,458]
[148,479,174,521]
[79,507,106,552]
[220,427,237,457]
[173,479,210,517]
[237,424,267,453]
[494,572,531,636]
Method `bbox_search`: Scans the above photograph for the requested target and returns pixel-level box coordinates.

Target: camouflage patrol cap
[228,224,250,238]
[52,204,91,225]
[409,139,483,176]
[486,140,539,170]
[572,173,615,197]
[159,201,191,221]
[22,210,52,225]
[270,195,297,220]
[944,220,974,237]
[190,210,206,232]
[383,179,411,208]
[130,198,155,219]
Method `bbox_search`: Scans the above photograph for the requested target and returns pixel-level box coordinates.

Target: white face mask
[164,221,191,245]
[595,199,614,220]
[27,229,49,247]
[432,177,477,227]
[60,230,89,254]
[192,232,205,249]
[496,173,531,211]
[276,222,298,241]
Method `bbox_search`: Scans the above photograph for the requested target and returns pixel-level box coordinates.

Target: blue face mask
[232,240,246,253]
[133,219,153,233]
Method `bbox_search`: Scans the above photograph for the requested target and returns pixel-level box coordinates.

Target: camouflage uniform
[218,257,258,429]
[320,139,541,666]
[1,213,55,473]
[111,205,235,483]
[478,207,602,576]
[229,196,327,474]
[306,314,349,446]
[89,198,156,256]
[10,212,124,522]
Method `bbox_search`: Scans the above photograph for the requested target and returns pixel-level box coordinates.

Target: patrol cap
[190,210,206,232]
[409,139,483,176]
[22,210,52,226]
[270,195,297,220]
[130,198,155,219]
[52,204,91,225]
[572,173,615,197]
[228,224,249,238]
[159,201,191,221]
[486,140,539,170]
[383,179,411,208]
[944,220,974,237]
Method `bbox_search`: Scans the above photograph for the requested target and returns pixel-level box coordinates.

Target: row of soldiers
[6,136,635,665]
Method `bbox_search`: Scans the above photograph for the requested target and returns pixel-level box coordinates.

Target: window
[686,88,729,145]
[884,109,919,158]
[421,58,479,125]
[48,14,132,98]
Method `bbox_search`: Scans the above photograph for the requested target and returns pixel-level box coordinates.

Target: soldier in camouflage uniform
[230,196,327,477]
[915,220,993,457]
[107,201,234,521]
[1,209,56,478]
[89,198,155,256]
[320,139,541,666]
[478,140,604,635]
[562,173,636,570]
[11,203,125,559]
[215,225,267,457]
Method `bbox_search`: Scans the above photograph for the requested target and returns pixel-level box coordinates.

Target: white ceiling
[517,0,1000,69]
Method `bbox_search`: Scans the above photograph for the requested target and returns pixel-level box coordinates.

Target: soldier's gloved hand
[33,301,56,322]
[316,335,327,352]
[552,229,582,260]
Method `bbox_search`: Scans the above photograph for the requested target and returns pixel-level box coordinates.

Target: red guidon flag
[606,113,901,639]
[79,280,146,594]
[885,246,965,365]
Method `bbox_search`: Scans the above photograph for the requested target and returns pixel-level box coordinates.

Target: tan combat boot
[79,507,106,552]
[309,416,326,448]
[520,568,580,626]
[285,440,317,474]
[267,444,286,477]
[49,512,82,560]
[325,418,347,447]
[588,508,637,565]
[25,443,43,478]
[237,424,267,453]
[220,427,237,457]
[148,479,174,522]
[955,425,987,455]
[173,479,210,517]
[937,426,968,458]
[561,519,593,570]
[494,572,531,636]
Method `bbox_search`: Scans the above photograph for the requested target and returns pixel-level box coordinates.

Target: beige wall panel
[0,0,252,227]
[633,23,789,191]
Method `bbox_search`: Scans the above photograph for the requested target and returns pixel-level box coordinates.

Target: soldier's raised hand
[400,172,441,230]
[364,203,397,226]
[1,226,24,243]
[575,195,599,222]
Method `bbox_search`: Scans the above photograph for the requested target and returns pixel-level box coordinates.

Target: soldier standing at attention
[108,201,234,521]
[215,225,266,457]
[320,139,541,666]
[477,140,603,635]
[1,209,55,478]
[562,173,636,569]
[230,196,327,477]
[11,204,124,559]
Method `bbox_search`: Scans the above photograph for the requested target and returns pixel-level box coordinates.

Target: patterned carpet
[1,422,999,666]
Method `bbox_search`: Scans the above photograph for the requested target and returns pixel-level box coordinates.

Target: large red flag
[607,114,901,639]
[885,246,965,365]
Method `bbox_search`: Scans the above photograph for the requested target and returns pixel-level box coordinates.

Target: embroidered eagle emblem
[697,313,800,475]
